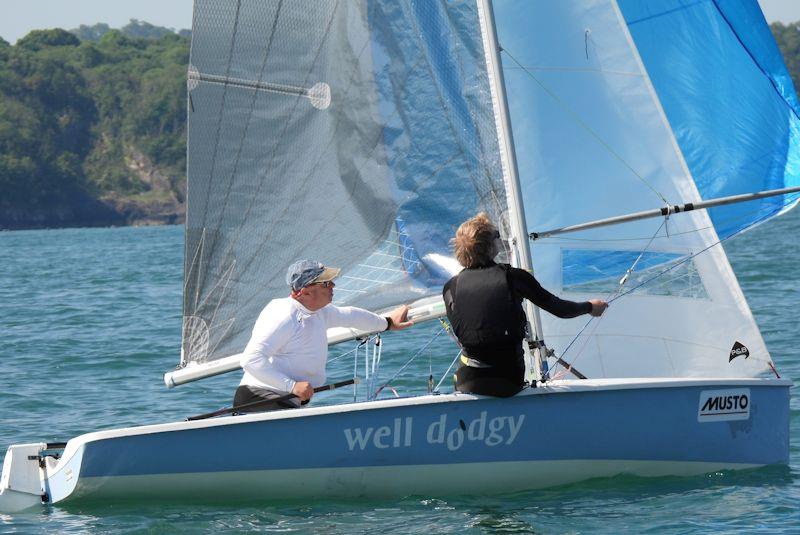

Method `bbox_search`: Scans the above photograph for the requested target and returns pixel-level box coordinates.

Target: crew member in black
[444,213,608,397]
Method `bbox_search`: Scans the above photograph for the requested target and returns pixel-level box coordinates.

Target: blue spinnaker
[619,0,800,238]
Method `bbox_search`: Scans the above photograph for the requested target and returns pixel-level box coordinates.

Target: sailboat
[1,0,797,511]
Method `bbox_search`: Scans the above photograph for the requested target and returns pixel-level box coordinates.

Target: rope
[428,340,434,394]
[617,219,667,288]
[368,335,383,401]
[611,211,768,304]
[551,199,796,374]
[327,337,371,364]
[551,218,664,374]
[428,318,468,392]
[499,47,669,205]
[606,193,800,304]
[435,351,462,393]
[353,337,359,402]
[437,318,465,353]
[373,326,446,399]
[330,321,461,401]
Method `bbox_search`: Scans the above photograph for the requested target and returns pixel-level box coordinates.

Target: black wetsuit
[443,261,591,397]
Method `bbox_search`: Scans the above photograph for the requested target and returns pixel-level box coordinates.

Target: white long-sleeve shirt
[239,297,388,393]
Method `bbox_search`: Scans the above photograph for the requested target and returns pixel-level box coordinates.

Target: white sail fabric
[181,0,509,366]
[494,0,776,378]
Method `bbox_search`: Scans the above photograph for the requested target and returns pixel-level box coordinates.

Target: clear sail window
[561,249,708,299]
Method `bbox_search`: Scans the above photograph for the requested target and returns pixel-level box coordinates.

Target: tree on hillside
[771,22,800,93]
[16,29,80,51]
[122,19,176,40]
[71,20,189,43]
[0,38,100,228]
[71,23,112,42]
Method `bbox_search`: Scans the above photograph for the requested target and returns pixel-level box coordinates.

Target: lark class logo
[697,388,750,422]
[729,341,750,362]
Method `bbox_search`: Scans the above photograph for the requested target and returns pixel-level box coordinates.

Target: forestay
[495,0,800,379]
[181,0,510,370]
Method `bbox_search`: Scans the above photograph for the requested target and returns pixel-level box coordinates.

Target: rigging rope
[373,326,447,399]
[609,200,794,304]
[550,219,666,375]
[499,46,670,205]
[353,337,360,402]
[435,351,463,393]
[550,199,797,374]
[327,337,372,364]
[368,335,383,401]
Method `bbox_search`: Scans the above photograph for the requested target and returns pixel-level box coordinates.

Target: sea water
[0,210,798,533]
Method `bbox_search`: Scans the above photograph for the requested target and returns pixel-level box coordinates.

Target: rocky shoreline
[0,196,184,230]
[0,149,185,230]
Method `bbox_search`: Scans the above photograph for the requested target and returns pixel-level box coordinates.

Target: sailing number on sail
[343,412,525,452]
[697,389,750,422]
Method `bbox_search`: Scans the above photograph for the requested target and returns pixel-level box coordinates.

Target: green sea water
[0,209,798,533]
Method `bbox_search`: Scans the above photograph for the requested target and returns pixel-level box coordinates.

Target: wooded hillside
[0,21,187,228]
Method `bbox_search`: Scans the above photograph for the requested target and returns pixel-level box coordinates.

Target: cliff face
[0,147,185,229]
[106,147,185,226]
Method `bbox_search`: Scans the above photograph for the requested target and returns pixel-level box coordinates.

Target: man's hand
[588,299,608,317]
[292,381,314,402]
[386,304,414,331]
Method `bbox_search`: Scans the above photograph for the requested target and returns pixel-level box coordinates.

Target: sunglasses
[311,280,334,288]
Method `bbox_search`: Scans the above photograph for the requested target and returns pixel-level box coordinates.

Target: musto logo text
[343,412,525,452]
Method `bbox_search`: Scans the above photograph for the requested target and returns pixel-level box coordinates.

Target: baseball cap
[286,259,341,291]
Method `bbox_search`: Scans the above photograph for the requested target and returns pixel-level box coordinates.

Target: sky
[0,0,193,44]
[0,0,799,44]
[759,0,800,24]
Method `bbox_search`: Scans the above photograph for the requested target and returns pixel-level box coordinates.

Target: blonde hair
[453,212,497,268]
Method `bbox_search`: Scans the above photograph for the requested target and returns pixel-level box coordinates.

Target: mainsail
[495,0,800,379]
[180,0,510,375]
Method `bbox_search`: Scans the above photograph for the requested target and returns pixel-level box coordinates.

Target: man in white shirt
[235,259,413,412]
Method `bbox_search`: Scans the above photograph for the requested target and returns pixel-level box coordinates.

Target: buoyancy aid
[443,263,527,361]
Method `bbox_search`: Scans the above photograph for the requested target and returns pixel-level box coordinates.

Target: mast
[475,0,550,382]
